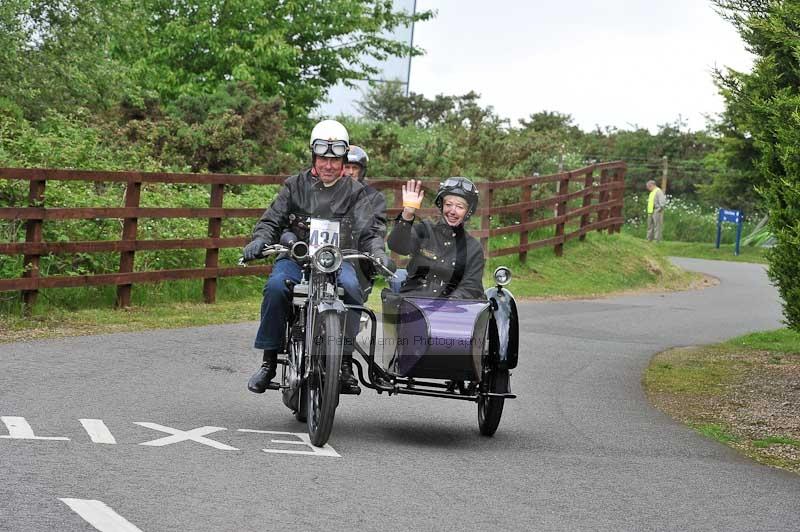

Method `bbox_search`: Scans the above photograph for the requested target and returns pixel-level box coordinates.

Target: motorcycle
[242,222,519,446]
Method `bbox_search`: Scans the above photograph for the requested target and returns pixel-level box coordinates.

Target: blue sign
[716,208,744,256]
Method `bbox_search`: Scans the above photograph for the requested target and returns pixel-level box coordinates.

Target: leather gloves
[243,238,268,261]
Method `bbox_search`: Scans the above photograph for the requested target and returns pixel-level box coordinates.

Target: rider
[387,177,485,299]
[243,119,390,395]
[342,145,388,291]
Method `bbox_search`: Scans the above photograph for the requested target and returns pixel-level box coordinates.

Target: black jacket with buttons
[387,214,485,299]
[252,168,385,256]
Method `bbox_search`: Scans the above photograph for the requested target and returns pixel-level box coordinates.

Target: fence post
[519,183,532,263]
[480,186,494,258]
[611,166,626,233]
[579,168,594,241]
[116,180,141,308]
[21,178,46,312]
[553,174,569,257]
[203,183,225,303]
[597,168,610,232]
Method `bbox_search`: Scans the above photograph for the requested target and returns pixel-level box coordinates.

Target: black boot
[248,350,278,394]
[340,353,361,395]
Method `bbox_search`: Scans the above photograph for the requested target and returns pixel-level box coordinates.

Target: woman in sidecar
[351,177,518,436]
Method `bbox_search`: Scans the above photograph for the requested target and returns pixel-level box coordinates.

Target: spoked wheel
[306,311,342,447]
[478,369,507,436]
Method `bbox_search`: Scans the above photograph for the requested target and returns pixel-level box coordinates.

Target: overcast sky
[409,0,754,132]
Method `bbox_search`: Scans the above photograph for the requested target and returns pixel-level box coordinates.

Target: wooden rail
[0,162,625,307]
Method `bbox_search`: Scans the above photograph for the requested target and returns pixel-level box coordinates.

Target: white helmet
[309,119,350,159]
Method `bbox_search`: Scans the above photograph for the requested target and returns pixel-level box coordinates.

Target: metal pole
[404,0,417,97]
[661,155,668,194]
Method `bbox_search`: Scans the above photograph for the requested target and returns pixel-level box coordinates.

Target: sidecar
[351,267,519,436]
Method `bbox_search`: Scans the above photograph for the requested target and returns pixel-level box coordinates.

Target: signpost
[716,209,744,256]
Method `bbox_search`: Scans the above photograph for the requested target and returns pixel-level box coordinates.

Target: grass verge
[653,240,768,264]
[644,328,800,474]
[1,232,700,343]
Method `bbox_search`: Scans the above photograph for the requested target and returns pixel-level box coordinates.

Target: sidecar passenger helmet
[434,177,480,219]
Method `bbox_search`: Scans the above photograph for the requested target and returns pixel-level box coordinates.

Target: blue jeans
[254,258,364,354]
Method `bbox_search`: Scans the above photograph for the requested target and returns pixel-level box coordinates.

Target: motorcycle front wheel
[306,310,342,447]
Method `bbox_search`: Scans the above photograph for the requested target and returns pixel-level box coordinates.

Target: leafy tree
[713,0,800,330]
[121,0,431,124]
[0,0,136,120]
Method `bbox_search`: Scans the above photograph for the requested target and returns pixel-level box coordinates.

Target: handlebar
[239,245,395,278]
[341,251,397,278]
[237,244,290,266]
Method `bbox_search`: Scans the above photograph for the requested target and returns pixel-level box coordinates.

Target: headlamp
[313,245,342,273]
[493,266,512,286]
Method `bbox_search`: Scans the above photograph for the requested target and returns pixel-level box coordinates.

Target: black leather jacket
[387,214,485,299]
[362,182,387,239]
[252,169,385,256]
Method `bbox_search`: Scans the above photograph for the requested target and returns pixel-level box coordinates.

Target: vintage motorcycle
[242,221,519,447]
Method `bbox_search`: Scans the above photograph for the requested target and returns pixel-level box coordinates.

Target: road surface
[1,258,797,531]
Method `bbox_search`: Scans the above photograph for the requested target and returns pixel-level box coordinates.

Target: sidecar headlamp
[313,245,342,273]
[493,266,512,286]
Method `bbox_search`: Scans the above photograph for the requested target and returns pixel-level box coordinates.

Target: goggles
[440,178,477,193]
[312,140,348,157]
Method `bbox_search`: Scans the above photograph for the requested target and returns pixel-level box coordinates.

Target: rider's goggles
[312,140,348,158]
[441,178,477,192]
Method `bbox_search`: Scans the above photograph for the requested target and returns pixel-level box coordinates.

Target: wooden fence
[0,162,625,308]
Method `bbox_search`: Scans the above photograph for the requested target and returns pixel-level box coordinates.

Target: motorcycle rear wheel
[306,311,342,447]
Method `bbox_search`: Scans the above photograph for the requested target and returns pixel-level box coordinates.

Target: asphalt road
[1,258,798,531]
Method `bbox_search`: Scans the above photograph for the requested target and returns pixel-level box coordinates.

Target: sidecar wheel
[306,311,342,447]
[477,369,507,437]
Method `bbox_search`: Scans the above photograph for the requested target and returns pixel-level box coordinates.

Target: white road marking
[59,498,143,532]
[0,416,70,441]
[135,422,238,451]
[79,419,117,444]
[237,429,340,457]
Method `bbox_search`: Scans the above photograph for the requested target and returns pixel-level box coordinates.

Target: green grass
[723,328,800,355]
[485,232,696,298]
[645,330,800,475]
[653,240,768,264]
[644,350,740,395]
[693,423,740,444]
[0,231,699,343]
[752,436,800,449]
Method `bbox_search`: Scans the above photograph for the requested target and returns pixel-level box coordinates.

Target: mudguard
[485,286,519,369]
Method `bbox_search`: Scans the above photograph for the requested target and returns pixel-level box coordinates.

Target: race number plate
[308,218,340,255]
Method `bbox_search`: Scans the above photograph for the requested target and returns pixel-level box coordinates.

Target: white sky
[409,0,754,132]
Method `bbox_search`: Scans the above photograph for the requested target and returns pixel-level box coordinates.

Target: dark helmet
[434,177,479,219]
[347,145,369,180]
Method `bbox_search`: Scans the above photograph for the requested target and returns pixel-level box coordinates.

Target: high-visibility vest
[648,188,661,214]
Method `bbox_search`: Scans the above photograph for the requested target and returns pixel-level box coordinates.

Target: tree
[713,0,800,330]
[121,0,431,124]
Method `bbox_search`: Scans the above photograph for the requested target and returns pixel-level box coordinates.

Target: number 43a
[309,230,339,247]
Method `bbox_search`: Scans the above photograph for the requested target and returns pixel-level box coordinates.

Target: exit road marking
[60,498,143,532]
[0,416,70,441]
[1,416,341,457]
